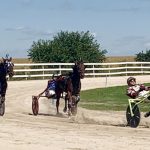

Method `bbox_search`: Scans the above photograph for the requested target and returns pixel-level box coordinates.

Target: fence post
[105,75,108,87]
[59,65,61,75]
[109,65,110,77]
[126,63,127,76]
[141,63,143,75]
[93,65,95,77]
[25,65,27,80]
[42,65,44,80]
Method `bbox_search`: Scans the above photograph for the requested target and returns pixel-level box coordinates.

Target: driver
[38,75,57,98]
[126,76,150,117]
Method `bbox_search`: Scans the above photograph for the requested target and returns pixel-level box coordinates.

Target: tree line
[27,30,149,63]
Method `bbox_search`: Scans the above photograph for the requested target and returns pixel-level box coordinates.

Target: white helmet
[127,77,136,85]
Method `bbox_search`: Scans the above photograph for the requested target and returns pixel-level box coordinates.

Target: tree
[27,40,53,63]
[136,50,150,62]
[28,31,107,63]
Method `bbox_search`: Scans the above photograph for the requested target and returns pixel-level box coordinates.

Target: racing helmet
[127,77,136,85]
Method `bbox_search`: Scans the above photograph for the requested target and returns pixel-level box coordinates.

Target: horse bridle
[3,59,14,77]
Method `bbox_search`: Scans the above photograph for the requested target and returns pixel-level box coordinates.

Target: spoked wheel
[32,96,39,116]
[126,103,140,128]
[71,96,78,116]
[0,102,5,116]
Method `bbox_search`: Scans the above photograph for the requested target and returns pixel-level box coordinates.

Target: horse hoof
[68,111,72,117]
[63,107,67,113]
[56,112,60,116]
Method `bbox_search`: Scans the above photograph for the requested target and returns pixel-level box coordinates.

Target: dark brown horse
[0,57,14,105]
[55,61,85,115]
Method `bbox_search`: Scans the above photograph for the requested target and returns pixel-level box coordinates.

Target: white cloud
[5,26,55,37]
[5,26,27,31]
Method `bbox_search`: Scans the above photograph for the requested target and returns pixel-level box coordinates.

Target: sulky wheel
[32,96,39,116]
[0,102,5,116]
[126,103,140,128]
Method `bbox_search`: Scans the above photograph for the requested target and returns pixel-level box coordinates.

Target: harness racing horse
[0,57,14,115]
[55,61,85,116]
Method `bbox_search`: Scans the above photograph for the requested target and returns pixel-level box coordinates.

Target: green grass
[80,84,150,112]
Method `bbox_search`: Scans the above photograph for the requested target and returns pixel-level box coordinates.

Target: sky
[0,0,150,58]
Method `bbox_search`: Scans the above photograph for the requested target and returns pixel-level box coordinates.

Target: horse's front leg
[67,92,72,116]
[0,82,7,104]
[63,94,68,113]
[56,92,61,114]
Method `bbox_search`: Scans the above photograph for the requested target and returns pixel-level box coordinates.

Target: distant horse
[0,57,14,105]
[55,61,85,115]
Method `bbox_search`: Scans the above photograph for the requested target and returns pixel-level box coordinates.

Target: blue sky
[0,0,150,58]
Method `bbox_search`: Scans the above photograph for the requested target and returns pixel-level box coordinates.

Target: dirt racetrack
[1,76,150,150]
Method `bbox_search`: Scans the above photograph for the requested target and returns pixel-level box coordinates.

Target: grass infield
[80,83,150,112]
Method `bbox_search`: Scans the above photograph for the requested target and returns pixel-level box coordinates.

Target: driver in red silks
[126,76,150,117]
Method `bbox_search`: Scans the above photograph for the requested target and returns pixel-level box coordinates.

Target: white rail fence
[13,62,150,80]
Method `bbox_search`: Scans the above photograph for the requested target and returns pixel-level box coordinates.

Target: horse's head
[2,57,14,78]
[73,61,85,79]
